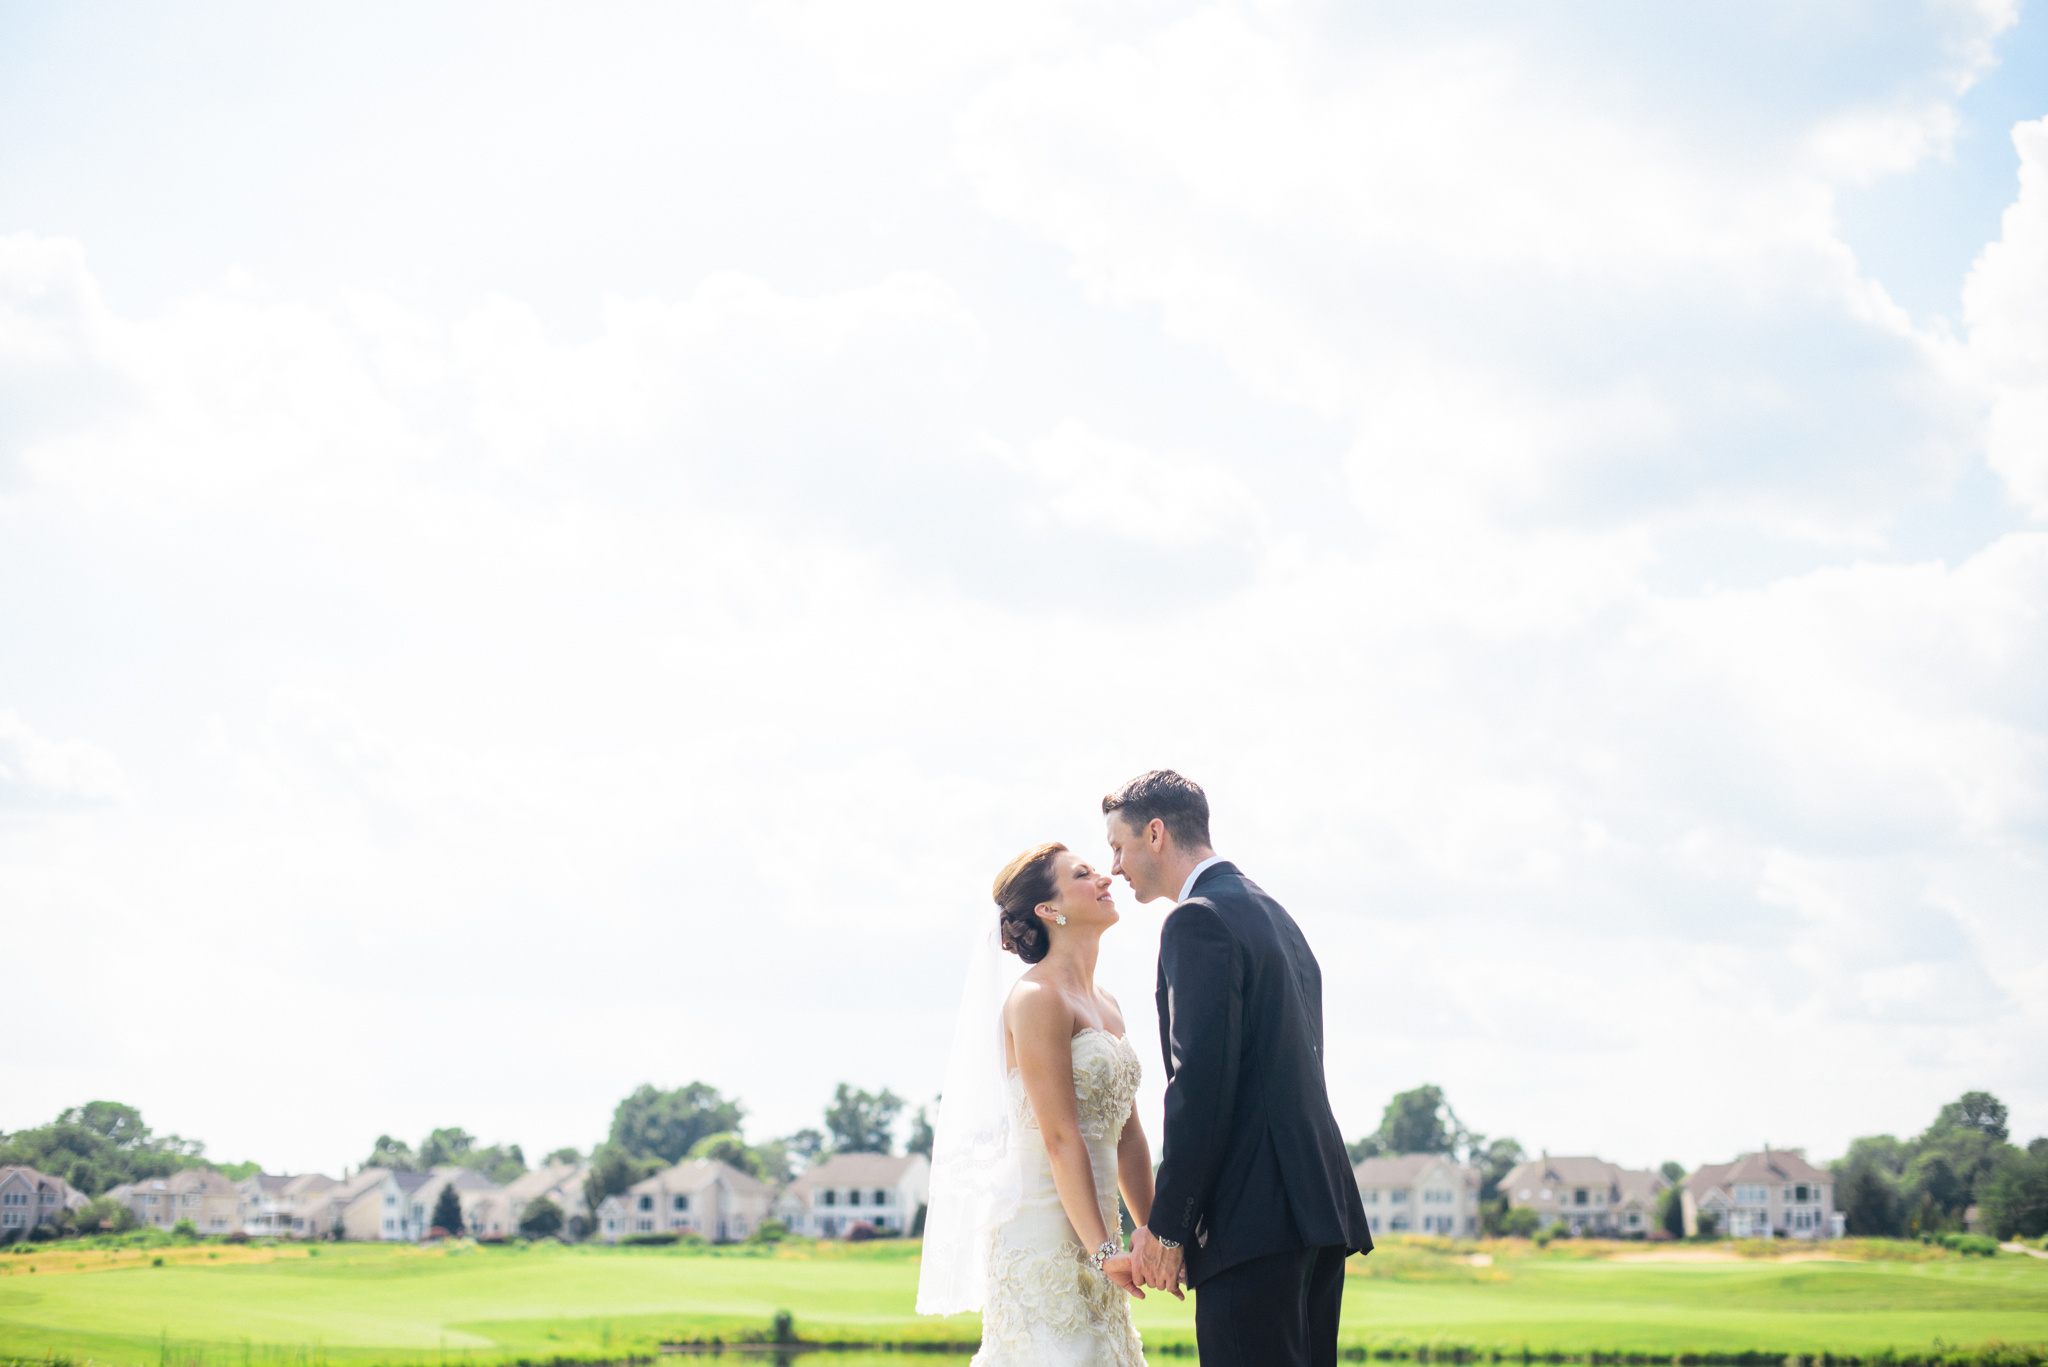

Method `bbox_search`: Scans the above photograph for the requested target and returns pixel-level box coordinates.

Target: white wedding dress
[973,1028,1149,1367]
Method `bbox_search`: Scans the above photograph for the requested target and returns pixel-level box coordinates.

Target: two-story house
[1352,1154,1483,1236]
[772,1153,930,1239]
[596,1158,772,1243]
[1683,1148,1836,1240]
[0,1166,84,1237]
[404,1167,504,1237]
[107,1169,243,1233]
[499,1160,590,1238]
[239,1171,340,1237]
[1500,1155,1670,1236]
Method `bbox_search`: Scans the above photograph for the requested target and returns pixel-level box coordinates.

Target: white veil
[915,916,1027,1316]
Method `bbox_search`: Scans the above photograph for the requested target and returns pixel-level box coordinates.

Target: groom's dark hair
[1102,770,1212,851]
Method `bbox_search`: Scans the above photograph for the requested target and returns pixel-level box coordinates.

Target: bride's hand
[1102,1252,1144,1298]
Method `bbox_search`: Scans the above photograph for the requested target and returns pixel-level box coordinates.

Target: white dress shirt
[1177,854,1227,903]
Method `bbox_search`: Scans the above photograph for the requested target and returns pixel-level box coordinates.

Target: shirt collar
[1178,854,1227,904]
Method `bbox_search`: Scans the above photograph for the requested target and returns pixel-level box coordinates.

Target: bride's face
[1043,851,1119,931]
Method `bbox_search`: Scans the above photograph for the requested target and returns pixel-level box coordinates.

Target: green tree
[1935,1092,2009,1142]
[431,1183,463,1235]
[518,1196,564,1239]
[1378,1084,1461,1154]
[907,1104,935,1159]
[543,1147,583,1166]
[1657,1183,1686,1238]
[784,1129,827,1166]
[1979,1139,2048,1240]
[1841,1161,1902,1237]
[583,1143,665,1219]
[609,1083,744,1164]
[1499,1206,1541,1238]
[825,1084,902,1155]
[364,1135,418,1171]
[0,1101,210,1196]
[1659,1161,1686,1184]
[418,1128,476,1168]
[687,1131,765,1179]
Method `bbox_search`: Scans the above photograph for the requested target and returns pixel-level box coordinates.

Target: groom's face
[1106,812,1171,903]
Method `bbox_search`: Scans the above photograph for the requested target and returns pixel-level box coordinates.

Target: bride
[917,841,1157,1366]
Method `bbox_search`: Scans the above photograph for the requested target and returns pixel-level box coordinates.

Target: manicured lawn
[1,1238,2043,1366]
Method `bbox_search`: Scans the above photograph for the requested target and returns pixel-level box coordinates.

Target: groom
[1106,770,1371,1367]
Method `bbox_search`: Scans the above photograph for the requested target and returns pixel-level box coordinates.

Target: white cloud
[1000,419,1258,545]
[0,710,129,808]
[1966,117,2048,518]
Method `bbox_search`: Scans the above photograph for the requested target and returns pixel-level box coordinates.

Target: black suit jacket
[1146,861,1371,1285]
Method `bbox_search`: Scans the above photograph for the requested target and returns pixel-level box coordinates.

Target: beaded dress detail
[973,1028,1147,1367]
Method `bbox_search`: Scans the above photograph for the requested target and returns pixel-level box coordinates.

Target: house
[0,1166,85,1237]
[597,1158,772,1243]
[107,1169,243,1233]
[1352,1154,1483,1237]
[499,1160,590,1238]
[238,1172,339,1237]
[773,1153,930,1239]
[1682,1148,1836,1240]
[405,1167,504,1237]
[312,1168,436,1241]
[1500,1155,1670,1236]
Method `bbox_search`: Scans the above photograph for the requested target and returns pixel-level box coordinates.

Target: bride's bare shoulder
[1005,974,1075,1037]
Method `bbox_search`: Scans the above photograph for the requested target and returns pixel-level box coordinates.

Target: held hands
[1101,1252,1143,1298]
[1128,1225,1187,1300]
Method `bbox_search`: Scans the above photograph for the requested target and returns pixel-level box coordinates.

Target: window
[875,1189,890,1205]
[1793,1185,1811,1203]
[673,1195,690,1212]
[1735,1185,1768,1205]
[1363,1189,1379,1204]
[1538,1189,1551,1201]
[1390,1190,1409,1204]
[0,1194,22,1207]
[146,1195,160,1206]
[849,1189,862,1207]
[1369,1214,1381,1232]
[1574,1189,1589,1206]
[638,1195,654,1212]
[822,1190,837,1207]
[637,1218,652,1232]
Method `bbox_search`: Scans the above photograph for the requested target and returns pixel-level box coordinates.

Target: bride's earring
[1053,914,1068,925]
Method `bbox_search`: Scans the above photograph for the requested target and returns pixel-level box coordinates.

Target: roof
[283,1173,338,1197]
[431,1166,503,1193]
[1499,1155,1667,1208]
[166,1169,242,1196]
[629,1158,768,1197]
[502,1161,587,1201]
[244,1173,293,1194]
[393,1171,435,1195]
[785,1153,926,1192]
[1352,1153,1467,1187]
[1686,1149,1830,1197]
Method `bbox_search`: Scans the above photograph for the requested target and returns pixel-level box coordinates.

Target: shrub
[747,1219,790,1244]
[518,1197,563,1240]
[170,1219,198,1239]
[622,1232,679,1246]
[1500,1207,1541,1239]
[1937,1232,2000,1256]
[846,1221,877,1242]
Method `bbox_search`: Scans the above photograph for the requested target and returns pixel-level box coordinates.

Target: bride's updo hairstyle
[993,841,1067,964]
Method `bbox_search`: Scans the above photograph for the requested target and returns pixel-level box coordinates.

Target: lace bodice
[1011,1028,1144,1142]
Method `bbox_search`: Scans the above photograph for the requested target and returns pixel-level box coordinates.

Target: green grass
[0,1237,2043,1366]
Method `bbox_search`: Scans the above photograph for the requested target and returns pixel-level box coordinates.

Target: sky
[2,0,2046,1182]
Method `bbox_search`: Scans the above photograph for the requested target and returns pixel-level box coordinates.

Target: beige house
[597,1158,772,1243]
[405,1167,505,1237]
[238,1172,339,1237]
[498,1161,590,1238]
[1352,1154,1482,1237]
[1683,1149,1837,1240]
[107,1169,243,1234]
[773,1153,930,1239]
[312,1168,436,1240]
[0,1166,84,1237]
[1500,1155,1669,1236]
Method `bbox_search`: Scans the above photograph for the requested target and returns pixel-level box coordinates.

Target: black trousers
[1192,1243,1348,1367]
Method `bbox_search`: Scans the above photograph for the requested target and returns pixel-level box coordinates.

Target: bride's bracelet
[1088,1239,1122,1272]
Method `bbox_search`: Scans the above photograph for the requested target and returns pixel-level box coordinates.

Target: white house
[1352,1154,1482,1237]
[405,1167,504,1237]
[238,1171,339,1237]
[1683,1149,1836,1240]
[0,1166,84,1237]
[1500,1155,1670,1236]
[597,1158,772,1243]
[773,1153,930,1239]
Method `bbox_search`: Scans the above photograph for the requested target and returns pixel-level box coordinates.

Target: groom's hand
[1102,1252,1144,1298]
[1130,1225,1186,1300]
